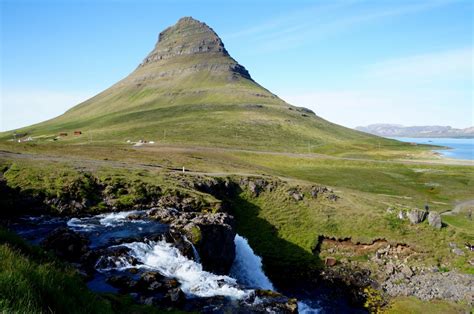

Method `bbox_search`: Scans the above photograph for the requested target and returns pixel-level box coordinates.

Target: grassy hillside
[0,17,415,155]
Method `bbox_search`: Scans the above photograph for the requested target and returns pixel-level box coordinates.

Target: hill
[356,124,474,138]
[2,17,409,155]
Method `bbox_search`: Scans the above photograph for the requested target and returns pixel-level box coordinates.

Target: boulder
[41,227,90,261]
[400,264,414,278]
[106,275,139,292]
[428,212,442,229]
[184,219,236,275]
[94,246,139,270]
[398,210,405,220]
[407,209,427,224]
[452,248,464,256]
[247,290,298,313]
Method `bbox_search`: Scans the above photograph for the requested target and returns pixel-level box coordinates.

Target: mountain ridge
[356,124,474,138]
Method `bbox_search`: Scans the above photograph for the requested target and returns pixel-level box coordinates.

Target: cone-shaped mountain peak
[5,17,384,154]
[124,16,252,85]
[140,17,229,66]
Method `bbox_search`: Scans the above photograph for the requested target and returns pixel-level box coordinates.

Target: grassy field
[1,142,472,277]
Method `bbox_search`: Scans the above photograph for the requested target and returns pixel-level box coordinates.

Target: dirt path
[0,150,279,180]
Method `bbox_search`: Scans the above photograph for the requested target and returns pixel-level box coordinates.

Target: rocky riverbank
[317,237,474,309]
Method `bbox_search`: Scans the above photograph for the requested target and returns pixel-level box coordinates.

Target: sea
[390,137,474,160]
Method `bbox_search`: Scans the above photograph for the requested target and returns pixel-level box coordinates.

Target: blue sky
[1,0,472,131]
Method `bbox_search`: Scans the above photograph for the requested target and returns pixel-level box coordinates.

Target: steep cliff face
[134,17,252,83]
[141,17,230,64]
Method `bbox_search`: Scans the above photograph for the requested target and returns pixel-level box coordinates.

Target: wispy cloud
[365,47,473,83]
[279,46,473,128]
[225,0,459,54]
[281,88,473,128]
[1,89,94,131]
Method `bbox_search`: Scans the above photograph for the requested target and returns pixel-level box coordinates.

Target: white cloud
[0,89,95,131]
[225,0,458,54]
[280,88,473,128]
[365,47,473,83]
[279,46,473,128]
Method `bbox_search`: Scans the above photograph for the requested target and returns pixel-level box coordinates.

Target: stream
[9,210,324,313]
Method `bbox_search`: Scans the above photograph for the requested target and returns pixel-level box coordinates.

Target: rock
[407,208,427,224]
[385,263,396,276]
[249,290,298,313]
[94,246,138,270]
[288,188,303,201]
[452,248,465,256]
[41,227,90,262]
[326,193,339,201]
[169,212,236,275]
[325,257,337,267]
[187,219,236,275]
[150,205,237,275]
[248,181,260,196]
[164,288,186,305]
[400,264,414,278]
[382,269,474,305]
[398,210,405,220]
[310,186,328,198]
[292,192,303,201]
[428,211,442,229]
[106,275,139,292]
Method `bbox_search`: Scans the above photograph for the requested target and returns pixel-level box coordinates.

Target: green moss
[187,226,202,244]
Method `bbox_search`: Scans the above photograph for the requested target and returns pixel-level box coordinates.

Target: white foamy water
[121,240,250,299]
[67,217,97,231]
[67,210,146,230]
[230,235,274,290]
[97,210,146,227]
[298,301,321,313]
[183,236,201,263]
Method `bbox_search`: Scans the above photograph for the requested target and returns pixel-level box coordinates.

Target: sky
[1,0,473,131]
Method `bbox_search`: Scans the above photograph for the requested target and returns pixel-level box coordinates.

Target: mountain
[356,124,474,138]
[4,17,403,153]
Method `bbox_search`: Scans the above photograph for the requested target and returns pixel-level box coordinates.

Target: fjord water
[391,137,474,160]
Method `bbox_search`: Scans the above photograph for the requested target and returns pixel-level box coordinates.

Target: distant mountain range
[356,124,474,138]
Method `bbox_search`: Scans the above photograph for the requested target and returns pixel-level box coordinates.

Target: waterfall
[183,236,201,263]
[230,235,274,290]
[231,234,320,313]
[117,240,249,299]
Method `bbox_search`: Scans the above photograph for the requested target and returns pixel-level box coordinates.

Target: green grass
[384,297,471,314]
[0,228,189,313]
[0,228,111,313]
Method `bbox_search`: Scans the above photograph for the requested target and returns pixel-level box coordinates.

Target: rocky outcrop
[41,227,90,262]
[382,270,473,305]
[239,177,278,197]
[138,17,253,81]
[148,208,236,275]
[427,211,442,229]
[407,208,427,224]
[106,272,186,307]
